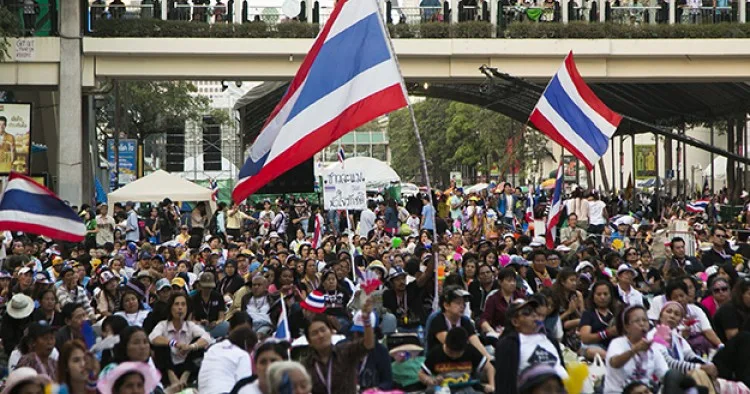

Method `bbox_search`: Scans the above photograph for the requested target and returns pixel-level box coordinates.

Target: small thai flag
[525,185,534,224]
[209,178,219,202]
[545,161,565,249]
[337,147,346,164]
[687,199,710,213]
[275,293,291,341]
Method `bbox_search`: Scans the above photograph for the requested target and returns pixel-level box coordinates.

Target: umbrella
[541,178,556,189]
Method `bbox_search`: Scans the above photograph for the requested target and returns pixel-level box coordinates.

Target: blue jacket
[497,194,517,217]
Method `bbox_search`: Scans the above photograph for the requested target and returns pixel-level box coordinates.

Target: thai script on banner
[323,170,367,210]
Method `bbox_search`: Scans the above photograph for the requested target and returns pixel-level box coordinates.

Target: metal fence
[82,0,747,29]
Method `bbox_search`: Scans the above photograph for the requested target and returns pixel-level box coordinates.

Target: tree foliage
[103,81,229,140]
[389,98,553,187]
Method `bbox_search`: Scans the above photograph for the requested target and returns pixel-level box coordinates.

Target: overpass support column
[562,0,569,23]
[740,0,746,23]
[490,0,498,36]
[598,0,606,21]
[235,0,244,22]
[161,0,168,20]
[59,0,84,204]
[668,0,675,23]
[450,0,459,23]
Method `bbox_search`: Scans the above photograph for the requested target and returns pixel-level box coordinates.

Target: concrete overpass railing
[82,0,748,36]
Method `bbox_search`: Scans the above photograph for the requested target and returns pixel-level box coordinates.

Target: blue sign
[107,139,137,189]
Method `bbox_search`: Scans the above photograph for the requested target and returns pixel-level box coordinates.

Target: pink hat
[301,290,326,314]
[97,362,161,394]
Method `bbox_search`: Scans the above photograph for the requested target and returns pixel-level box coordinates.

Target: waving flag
[275,293,291,341]
[312,212,323,248]
[687,199,710,213]
[545,161,565,249]
[529,52,621,171]
[525,185,534,223]
[0,172,86,242]
[209,178,219,201]
[232,0,408,202]
[337,147,346,164]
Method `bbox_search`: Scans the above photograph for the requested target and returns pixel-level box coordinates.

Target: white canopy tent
[703,156,728,180]
[322,157,401,188]
[107,170,217,215]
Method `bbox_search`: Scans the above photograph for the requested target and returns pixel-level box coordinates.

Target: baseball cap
[99,270,118,284]
[171,277,187,289]
[198,272,216,288]
[575,261,595,273]
[18,267,32,275]
[155,278,171,291]
[616,263,637,276]
[506,298,541,320]
[441,286,471,305]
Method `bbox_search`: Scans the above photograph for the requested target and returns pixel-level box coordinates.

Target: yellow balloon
[563,362,589,394]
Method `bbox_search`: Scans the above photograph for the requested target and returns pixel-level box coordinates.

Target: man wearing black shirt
[191,272,225,336]
[468,263,499,319]
[665,237,705,275]
[426,286,491,362]
[702,226,732,269]
[382,262,433,328]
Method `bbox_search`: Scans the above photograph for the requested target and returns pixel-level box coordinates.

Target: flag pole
[373,4,441,310]
[339,143,358,284]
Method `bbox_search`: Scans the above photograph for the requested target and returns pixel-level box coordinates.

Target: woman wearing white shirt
[198,325,257,394]
[115,289,150,327]
[664,279,723,355]
[587,193,608,235]
[604,305,669,394]
[647,301,718,380]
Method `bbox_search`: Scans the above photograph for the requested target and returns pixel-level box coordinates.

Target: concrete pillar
[490,0,498,36]
[740,0,746,23]
[451,0,459,22]
[598,0,606,21]
[562,0,569,23]
[162,0,169,20]
[59,1,84,204]
[39,92,59,181]
[232,0,244,23]
[305,0,313,23]
[668,0,675,24]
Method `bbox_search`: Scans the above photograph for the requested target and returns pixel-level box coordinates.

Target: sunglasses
[713,286,729,293]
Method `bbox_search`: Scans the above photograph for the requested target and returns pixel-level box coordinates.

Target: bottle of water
[417,325,424,344]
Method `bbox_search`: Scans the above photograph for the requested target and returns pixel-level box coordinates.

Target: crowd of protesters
[0,181,748,393]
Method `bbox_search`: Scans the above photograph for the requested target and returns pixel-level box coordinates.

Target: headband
[660,301,685,317]
[620,304,645,326]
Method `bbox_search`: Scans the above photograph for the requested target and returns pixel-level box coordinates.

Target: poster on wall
[0,103,32,175]
[323,170,366,211]
[562,155,579,184]
[634,144,657,179]
[107,139,138,189]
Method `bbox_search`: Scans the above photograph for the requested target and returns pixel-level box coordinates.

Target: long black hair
[113,326,149,363]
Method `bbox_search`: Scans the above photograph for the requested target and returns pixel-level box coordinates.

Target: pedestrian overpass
[7,36,750,87]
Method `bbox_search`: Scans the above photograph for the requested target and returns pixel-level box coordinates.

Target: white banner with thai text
[323,170,366,210]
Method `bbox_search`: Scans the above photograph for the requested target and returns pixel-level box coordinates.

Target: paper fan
[361,270,382,295]
[652,324,671,347]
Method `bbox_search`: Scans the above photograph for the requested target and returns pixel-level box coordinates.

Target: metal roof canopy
[407,66,750,165]
[236,75,750,165]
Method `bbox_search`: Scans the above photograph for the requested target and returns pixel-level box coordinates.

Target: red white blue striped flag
[545,161,565,249]
[232,0,408,202]
[529,52,622,171]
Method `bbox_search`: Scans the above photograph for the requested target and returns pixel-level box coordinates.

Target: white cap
[616,263,637,276]
[575,261,595,273]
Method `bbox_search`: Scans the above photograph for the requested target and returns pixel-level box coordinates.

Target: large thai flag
[232,0,408,202]
[529,52,622,171]
[686,199,710,213]
[545,162,565,249]
[0,172,86,242]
